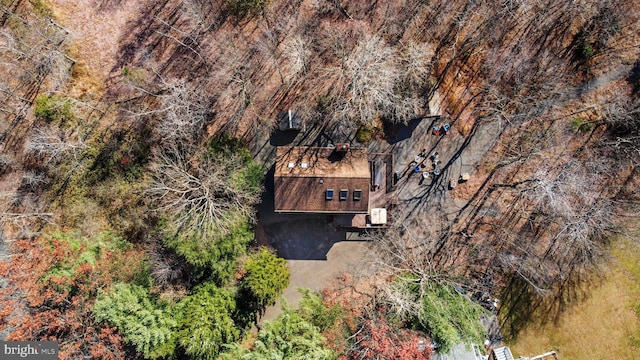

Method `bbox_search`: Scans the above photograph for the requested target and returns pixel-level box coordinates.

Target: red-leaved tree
[347,316,433,360]
[0,233,146,359]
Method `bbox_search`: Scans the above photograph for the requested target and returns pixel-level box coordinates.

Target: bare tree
[363,220,489,351]
[26,126,88,163]
[145,236,189,290]
[335,34,400,126]
[0,190,52,240]
[0,13,72,88]
[0,154,16,176]
[523,161,614,267]
[254,23,288,85]
[152,16,208,68]
[181,0,226,31]
[470,159,616,296]
[155,79,211,150]
[147,145,260,240]
[363,220,468,315]
[601,98,640,163]
[400,41,434,93]
[283,33,309,78]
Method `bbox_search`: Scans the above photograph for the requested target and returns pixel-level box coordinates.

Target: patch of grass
[29,0,53,18]
[86,126,153,183]
[6,14,27,35]
[122,66,148,85]
[570,117,594,133]
[66,47,105,98]
[445,95,462,116]
[508,237,640,359]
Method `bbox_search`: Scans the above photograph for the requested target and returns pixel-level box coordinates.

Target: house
[274,146,370,213]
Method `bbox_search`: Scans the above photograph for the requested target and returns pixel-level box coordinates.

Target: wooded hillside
[0,0,639,358]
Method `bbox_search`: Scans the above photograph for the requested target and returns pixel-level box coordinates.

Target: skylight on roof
[326,189,334,200]
[287,162,295,168]
[300,162,308,169]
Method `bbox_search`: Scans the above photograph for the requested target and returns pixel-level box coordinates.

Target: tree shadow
[105,0,231,93]
[269,129,299,146]
[383,117,429,145]
[86,120,154,184]
[628,58,640,95]
[499,267,601,342]
[96,0,127,11]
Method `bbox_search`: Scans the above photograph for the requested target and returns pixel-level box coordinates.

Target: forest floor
[49,0,145,93]
[508,236,640,360]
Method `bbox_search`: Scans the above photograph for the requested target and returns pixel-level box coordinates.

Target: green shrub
[356,125,375,144]
[231,160,264,194]
[164,216,254,285]
[316,95,332,114]
[34,94,75,124]
[226,0,269,17]
[42,231,149,292]
[579,41,595,59]
[297,289,344,332]
[206,133,251,160]
[240,247,290,310]
[158,134,264,284]
[220,310,337,360]
[574,28,595,61]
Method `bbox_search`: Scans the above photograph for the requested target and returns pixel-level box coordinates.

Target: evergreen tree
[221,310,337,360]
[93,283,178,359]
[176,283,240,359]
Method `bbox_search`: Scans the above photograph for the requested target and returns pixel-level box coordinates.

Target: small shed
[278,109,303,131]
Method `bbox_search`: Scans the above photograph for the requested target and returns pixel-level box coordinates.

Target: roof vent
[287,162,296,168]
[300,162,308,169]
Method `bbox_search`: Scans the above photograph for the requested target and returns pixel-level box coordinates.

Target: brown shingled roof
[274,147,370,213]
